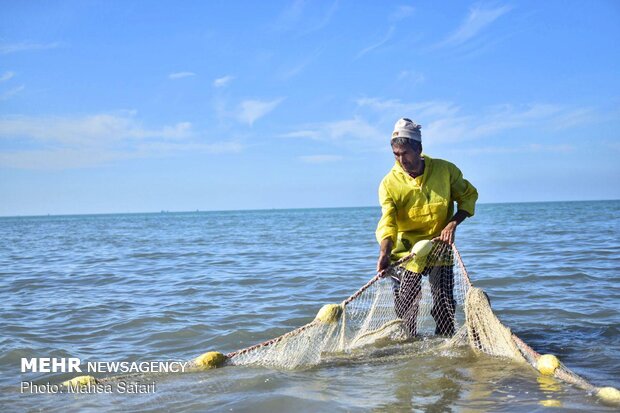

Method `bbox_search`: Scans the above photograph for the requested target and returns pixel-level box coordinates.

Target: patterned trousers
[390,265,456,337]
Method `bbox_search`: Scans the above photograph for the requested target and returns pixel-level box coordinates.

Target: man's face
[392,142,422,174]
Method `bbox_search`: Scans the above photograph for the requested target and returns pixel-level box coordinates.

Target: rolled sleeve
[375,181,398,244]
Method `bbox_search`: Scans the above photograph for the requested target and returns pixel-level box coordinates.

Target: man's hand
[377,254,391,273]
[433,210,471,245]
[377,237,393,273]
[436,221,457,244]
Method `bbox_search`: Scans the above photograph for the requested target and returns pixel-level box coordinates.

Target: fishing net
[227,242,468,368]
[217,241,618,404]
[64,241,620,404]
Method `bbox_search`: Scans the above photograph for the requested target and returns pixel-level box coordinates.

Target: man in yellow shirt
[376,118,478,336]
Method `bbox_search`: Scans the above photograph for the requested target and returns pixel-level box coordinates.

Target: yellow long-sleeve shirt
[376,154,478,261]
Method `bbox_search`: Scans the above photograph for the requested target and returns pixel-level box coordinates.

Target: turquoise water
[1,201,619,412]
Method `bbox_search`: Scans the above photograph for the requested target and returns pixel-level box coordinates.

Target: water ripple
[0,202,618,411]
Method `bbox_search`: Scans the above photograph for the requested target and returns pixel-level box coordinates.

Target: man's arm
[436,163,478,245]
[437,209,471,245]
[377,237,393,272]
[376,180,398,272]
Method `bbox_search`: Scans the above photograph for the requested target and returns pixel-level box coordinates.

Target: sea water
[0,200,618,412]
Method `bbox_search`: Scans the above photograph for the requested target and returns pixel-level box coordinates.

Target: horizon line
[1,198,618,219]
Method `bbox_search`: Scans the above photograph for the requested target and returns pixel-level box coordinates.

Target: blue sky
[1,1,619,216]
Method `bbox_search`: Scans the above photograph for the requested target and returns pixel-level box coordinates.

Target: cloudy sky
[1,1,619,215]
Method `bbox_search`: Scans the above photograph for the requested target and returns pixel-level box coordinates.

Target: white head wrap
[391,118,422,142]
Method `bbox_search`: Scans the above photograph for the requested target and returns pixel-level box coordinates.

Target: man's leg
[429,264,456,336]
[391,269,422,337]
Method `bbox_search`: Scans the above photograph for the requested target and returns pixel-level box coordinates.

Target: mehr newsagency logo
[20,357,189,394]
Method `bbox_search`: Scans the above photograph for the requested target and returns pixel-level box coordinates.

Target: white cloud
[356,97,460,120]
[299,154,343,164]
[461,144,575,155]
[169,71,195,80]
[282,117,384,144]
[436,4,511,48]
[0,141,244,170]
[397,70,425,84]
[0,85,25,101]
[323,117,384,141]
[280,130,322,139]
[423,103,593,144]
[389,5,415,21]
[0,113,242,169]
[213,75,234,88]
[279,49,322,80]
[0,71,15,82]
[284,97,597,155]
[305,1,339,34]
[200,141,244,154]
[237,98,285,125]
[549,108,597,130]
[274,0,338,34]
[274,0,307,31]
[0,41,61,54]
[0,149,133,169]
[419,103,554,143]
[356,26,395,59]
[0,113,191,145]
[354,97,597,146]
[132,141,243,155]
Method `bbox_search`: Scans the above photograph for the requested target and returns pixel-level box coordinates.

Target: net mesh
[228,242,469,368]
[63,241,617,403]
[461,287,525,362]
[223,242,609,401]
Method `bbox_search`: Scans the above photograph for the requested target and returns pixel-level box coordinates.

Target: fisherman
[376,118,478,337]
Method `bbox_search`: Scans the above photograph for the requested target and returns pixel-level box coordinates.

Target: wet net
[227,242,468,368]
[218,242,618,403]
[64,241,619,403]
